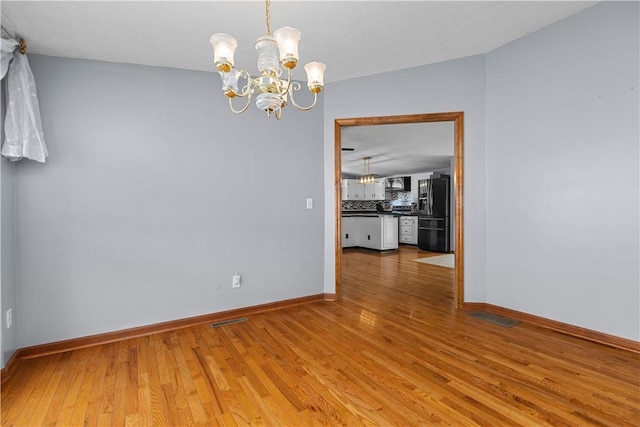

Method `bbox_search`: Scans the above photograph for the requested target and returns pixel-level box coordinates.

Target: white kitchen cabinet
[341,215,398,250]
[342,179,384,201]
[342,216,356,247]
[341,179,365,200]
[399,216,418,245]
[357,217,381,249]
[364,181,385,200]
[380,216,399,250]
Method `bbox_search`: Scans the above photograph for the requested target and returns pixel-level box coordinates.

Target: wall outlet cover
[5,308,12,329]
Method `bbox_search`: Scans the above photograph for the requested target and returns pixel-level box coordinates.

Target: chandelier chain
[265,0,271,36]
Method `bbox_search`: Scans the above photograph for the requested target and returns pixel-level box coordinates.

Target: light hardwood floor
[2,246,639,426]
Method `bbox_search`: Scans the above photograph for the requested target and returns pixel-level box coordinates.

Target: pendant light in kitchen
[358,157,379,184]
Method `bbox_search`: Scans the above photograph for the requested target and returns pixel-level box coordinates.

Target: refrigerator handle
[429,180,433,216]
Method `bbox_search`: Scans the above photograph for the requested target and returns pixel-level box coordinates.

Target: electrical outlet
[232,274,241,288]
[5,308,12,329]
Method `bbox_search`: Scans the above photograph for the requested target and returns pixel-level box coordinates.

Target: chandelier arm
[279,68,293,94]
[223,70,252,98]
[288,81,318,111]
[228,91,253,114]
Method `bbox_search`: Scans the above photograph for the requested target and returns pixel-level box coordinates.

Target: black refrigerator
[417,175,450,252]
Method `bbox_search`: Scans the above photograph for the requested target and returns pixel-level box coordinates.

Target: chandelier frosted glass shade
[209,1,325,120]
[273,27,301,69]
[304,62,326,93]
[220,69,241,98]
[209,33,237,72]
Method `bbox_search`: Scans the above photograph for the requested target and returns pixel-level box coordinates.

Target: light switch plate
[306,198,313,209]
[232,274,241,288]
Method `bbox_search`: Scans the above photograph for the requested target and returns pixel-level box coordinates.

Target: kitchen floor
[342,245,454,304]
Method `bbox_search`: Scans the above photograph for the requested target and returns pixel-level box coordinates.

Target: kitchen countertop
[342,213,394,217]
[342,211,417,217]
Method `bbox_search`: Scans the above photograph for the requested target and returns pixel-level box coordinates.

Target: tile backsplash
[341,191,418,213]
[390,192,412,202]
[341,200,390,211]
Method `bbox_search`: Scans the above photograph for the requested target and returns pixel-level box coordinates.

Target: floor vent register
[210,317,248,328]
[468,311,520,328]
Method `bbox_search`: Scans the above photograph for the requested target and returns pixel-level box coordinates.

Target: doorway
[334,112,464,307]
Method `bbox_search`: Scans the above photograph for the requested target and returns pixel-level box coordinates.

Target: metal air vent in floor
[468,311,520,328]
[210,317,248,328]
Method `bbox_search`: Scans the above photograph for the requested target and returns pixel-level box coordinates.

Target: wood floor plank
[69,347,102,427]
[3,354,62,426]
[140,335,168,426]
[109,339,135,426]
[173,332,209,426]
[137,338,153,427]
[81,344,115,427]
[3,246,639,426]
[159,382,182,427]
[54,354,91,426]
[96,374,116,426]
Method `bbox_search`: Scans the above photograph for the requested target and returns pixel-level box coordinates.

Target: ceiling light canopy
[209,0,326,120]
[358,157,379,184]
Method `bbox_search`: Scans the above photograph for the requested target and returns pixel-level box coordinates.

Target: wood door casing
[334,112,464,306]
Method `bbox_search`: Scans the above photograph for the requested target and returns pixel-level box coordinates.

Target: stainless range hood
[385,177,412,191]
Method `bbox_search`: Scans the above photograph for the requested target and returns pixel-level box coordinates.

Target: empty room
[1,1,638,425]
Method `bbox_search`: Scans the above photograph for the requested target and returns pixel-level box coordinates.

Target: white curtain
[1,37,18,79]
[1,32,48,162]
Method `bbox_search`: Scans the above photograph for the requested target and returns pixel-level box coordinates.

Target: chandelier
[358,157,379,184]
[209,0,326,120]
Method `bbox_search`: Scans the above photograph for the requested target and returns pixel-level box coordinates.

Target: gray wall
[485,1,639,340]
[13,56,325,348]
[323,55,489,301]
[324,1,639,340]
[1,80,19,366]
[1,159,16,367]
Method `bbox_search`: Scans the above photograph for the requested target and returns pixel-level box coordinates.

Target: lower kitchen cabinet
[399,216,418,245]
[359,217,382,249]
[341,216,398,250]
[380,216,399,250]
[342,217,356,248]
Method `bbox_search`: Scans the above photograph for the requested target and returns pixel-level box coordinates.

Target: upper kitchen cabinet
[342,179,384,201]
[342,179,364,200]
[364,181,385,200]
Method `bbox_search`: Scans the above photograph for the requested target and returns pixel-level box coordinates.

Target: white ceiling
[1,1,596,83]
[341,122,454,177]
[0,1,596,177]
